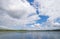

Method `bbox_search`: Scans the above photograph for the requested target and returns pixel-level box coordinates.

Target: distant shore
[0,29,60,32]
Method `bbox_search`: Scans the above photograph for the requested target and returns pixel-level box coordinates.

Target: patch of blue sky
[27,0,34,5]
[36,15,49,24]
[27,0,40,7]
[54,17,60,23]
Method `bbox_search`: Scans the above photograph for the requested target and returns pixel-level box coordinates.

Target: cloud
[0,0,40,29]
[34,0,60,26]
[1,0,36,19]
[23,0,60,30]
[0,0,60,30]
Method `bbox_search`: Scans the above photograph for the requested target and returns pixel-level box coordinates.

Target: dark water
[0,31,60,39]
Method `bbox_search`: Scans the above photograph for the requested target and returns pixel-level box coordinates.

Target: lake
[0,31,60,39]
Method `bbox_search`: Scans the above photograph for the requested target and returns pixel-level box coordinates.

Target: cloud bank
[0,0,60,30]
[0,0,40,29]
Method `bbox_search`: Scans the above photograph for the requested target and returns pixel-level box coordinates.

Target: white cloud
[0,0,40,29]
[34,0,60,25]
[1,0,36,18]
[0,0,60,30]
[34,0,60,18]
[24,0,60,30]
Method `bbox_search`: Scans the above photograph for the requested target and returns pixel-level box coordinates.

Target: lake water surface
[0,31,60,39]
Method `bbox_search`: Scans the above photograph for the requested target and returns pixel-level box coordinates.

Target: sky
[0,0,60,30]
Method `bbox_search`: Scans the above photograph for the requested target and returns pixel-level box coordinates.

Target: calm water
[0,31,60,39]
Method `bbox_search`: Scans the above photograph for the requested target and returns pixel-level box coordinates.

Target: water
[0,31,60,39]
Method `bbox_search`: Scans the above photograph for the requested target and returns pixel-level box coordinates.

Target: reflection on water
[0,31,60,39]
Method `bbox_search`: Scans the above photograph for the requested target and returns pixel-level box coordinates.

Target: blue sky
[27,0,49,23]
[0,0,60,30]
